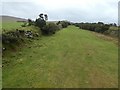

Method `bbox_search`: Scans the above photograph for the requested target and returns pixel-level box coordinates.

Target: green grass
[1,22,23,32]
[1,22,41,34]
[2,26,118,88]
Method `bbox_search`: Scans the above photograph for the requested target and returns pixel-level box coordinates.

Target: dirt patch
[88,67,118,88]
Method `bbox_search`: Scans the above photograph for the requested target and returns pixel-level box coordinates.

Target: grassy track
[3,26,118,88]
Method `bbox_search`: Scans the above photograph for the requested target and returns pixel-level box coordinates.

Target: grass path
[3,26,118,88]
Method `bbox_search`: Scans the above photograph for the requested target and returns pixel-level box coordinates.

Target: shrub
[57,24,63,30]
[74,22,110,33]
[2,34,19,44]
[109,26,118,31]
[61,21,69,28]
[42,22,60,35]
[101,24,110,33]
[57,21,70,28]
[95,27,102,33]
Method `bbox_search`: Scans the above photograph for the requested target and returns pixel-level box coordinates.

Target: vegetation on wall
[73,22,119,37]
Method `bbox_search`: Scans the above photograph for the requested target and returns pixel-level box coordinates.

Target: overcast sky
[0,0,119,24]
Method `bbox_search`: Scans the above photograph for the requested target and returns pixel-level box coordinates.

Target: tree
[44,14,48,21]
[39,13,44,20]
[35,13,60,35]
[98,22,104,25]
[35,13,48,29]
[35,18,46,29]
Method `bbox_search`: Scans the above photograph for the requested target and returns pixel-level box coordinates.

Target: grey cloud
[1,0,119,24]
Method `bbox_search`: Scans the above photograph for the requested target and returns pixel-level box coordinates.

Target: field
[2,26,118,88]
[1,15,27,32]
[2,22,23,32]
[1,22,41,35]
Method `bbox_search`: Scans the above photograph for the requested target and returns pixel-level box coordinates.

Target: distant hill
[0,15,27,22]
